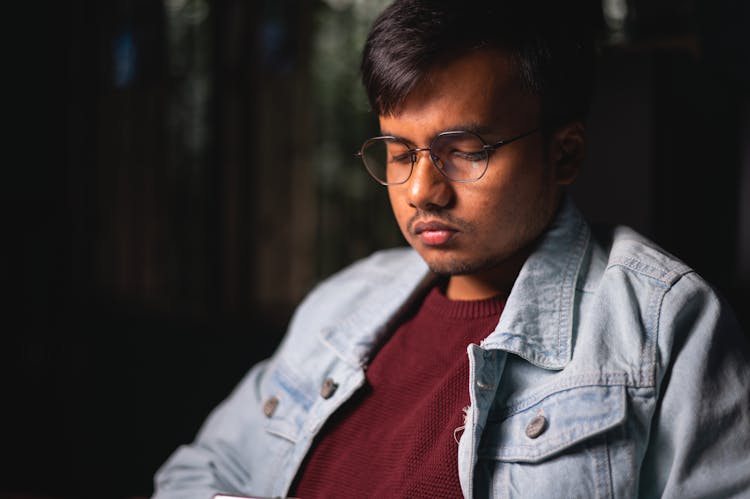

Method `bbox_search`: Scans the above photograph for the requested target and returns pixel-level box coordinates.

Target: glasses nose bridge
[409,146,433,159]
[409,146,439,172]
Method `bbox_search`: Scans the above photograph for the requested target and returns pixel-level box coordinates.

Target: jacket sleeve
[151,359,271,499]
[639,272,750,498]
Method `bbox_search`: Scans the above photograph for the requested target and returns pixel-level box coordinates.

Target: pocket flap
[262,365,314,443]
[480,384,626,463]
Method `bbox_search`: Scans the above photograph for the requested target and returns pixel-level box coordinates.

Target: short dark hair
[361,0,598,132]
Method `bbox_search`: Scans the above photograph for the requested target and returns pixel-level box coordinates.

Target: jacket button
[525,414,547,439]
[262,396,279,417]
[320,378,338,399]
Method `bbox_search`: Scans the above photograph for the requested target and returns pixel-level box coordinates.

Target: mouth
[412,220,459,246]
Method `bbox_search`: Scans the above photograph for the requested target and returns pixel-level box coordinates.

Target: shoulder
[319,247,425,286]
[301,246,425,308]
[580,225,710,310]
[588,225,694,289]
[273,247,429,353]
[582,224,743,369]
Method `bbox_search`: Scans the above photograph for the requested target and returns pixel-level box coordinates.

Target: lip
[413,220,459,246]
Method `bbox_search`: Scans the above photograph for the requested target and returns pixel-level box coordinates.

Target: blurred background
[2,0,748,497]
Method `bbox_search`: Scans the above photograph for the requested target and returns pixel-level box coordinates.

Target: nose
[406,150,453,210]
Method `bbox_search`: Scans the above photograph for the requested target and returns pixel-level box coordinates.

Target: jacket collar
[322,196,590,371]
[481,196,590,369]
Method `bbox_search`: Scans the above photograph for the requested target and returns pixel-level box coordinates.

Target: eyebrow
[379,122,503,144]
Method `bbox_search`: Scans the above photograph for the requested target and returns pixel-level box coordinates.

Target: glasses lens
[432,132,488,181]
[362,138,412,184]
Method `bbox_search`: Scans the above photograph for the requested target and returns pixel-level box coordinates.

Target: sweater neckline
[422,285,506,320]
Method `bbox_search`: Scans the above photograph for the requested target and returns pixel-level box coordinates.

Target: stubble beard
[425,252,509,277]
[421,195,558,279]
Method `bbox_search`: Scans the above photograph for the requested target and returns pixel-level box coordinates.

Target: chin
[424,255,497,276]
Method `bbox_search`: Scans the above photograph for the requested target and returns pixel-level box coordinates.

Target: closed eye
[390,152,413,163]
[451,150,486,162]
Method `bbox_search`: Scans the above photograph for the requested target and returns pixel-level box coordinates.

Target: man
[154,1,750,497]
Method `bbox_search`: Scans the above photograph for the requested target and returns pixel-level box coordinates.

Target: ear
[548,121,585,185]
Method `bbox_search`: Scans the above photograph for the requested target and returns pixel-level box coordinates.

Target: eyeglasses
[356,128,539,185]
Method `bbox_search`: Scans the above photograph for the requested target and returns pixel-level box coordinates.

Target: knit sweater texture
[292,285,505,498]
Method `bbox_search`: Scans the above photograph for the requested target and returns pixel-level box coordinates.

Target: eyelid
[390,152,413,161]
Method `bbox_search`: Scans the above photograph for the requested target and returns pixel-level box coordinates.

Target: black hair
[361,0,598,132]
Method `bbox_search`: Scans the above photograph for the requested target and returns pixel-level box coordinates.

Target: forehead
[380,48,539,138]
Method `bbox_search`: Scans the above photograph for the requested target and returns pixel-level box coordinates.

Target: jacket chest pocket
[476,384,628,499]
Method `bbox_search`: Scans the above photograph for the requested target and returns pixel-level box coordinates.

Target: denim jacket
[154,198,750,498]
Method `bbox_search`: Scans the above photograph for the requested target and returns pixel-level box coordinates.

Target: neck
[444,245,532,301]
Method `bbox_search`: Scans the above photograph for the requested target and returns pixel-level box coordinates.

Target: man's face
[380,49,576,299]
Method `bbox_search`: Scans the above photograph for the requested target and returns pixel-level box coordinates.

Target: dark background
[3,1,749,498]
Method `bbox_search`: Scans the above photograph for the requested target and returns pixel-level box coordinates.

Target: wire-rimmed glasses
[357,128,538,185]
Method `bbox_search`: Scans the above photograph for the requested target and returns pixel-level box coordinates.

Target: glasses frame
[356,128,539,185]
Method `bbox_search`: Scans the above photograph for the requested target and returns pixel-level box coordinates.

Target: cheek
[466,167,555,234]
[461,171,526,216]
[387,188,409,229]
[483,156,554,208]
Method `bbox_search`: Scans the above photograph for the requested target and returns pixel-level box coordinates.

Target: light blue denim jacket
[154,198,750,498]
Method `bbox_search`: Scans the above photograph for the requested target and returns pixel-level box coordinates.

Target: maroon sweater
[292,286,505,498]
